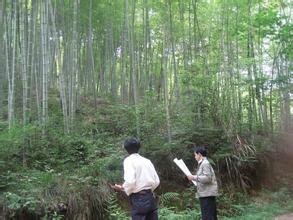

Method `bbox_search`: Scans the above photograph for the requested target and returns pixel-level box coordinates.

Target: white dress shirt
[122,153,160,196]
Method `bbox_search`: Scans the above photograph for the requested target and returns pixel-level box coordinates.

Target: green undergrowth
[1,100,292,219]
[1,168,112,219]
[155,188,293,220]
[222,188,293,220]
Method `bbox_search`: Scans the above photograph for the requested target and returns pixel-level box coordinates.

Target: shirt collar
[129,153,139,157]
[198,157,206,164]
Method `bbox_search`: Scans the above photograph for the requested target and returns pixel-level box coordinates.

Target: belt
[132,189,152,195]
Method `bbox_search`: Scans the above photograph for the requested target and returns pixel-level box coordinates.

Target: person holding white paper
[187,146,218,220]
[173,158,197,186]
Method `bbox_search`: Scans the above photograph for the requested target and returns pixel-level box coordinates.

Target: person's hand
[110,184,124,191]
[187,175,196,181]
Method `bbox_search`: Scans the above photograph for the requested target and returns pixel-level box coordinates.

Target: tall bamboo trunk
[48,0,69,133]
[121,0,128,103]
[6,1,17,129]
[0,0,4,119]
[88,0,98,110]
[164,0,171,144]
[236,3,242,132]
[129,0,140,137]
[19,0,31,167]
[20,0,29,126]
[40,0,48,134]
[168,0,179,103]
[69,0,79,128]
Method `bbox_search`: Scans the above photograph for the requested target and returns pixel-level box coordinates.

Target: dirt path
[275,213,293,220]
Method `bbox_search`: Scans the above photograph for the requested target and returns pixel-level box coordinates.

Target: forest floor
[275,213,293,220]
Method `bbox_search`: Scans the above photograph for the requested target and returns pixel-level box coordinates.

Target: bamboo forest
[0,0,292,219]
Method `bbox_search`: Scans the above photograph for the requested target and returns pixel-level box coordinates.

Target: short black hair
[124,138,141,154]
[194,146,207,157]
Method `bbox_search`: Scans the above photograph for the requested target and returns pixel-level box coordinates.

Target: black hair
[194,146,207,157]
[124,138,141,154]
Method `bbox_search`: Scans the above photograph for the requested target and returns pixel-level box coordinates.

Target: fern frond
[159,192,180,206]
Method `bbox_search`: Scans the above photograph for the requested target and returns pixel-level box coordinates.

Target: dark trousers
[199,196,217,220]
[130,190,158,220]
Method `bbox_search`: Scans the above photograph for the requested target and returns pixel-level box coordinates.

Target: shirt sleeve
[197,162,213,184]
[122,158,136,196]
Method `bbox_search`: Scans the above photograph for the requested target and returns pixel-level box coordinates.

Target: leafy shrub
[105,192,129,219]
[159,192,180,207]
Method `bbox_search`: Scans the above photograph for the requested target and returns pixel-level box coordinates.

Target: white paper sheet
[173,158,197,186]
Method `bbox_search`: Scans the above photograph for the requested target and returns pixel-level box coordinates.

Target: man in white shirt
[111,138,160,220]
